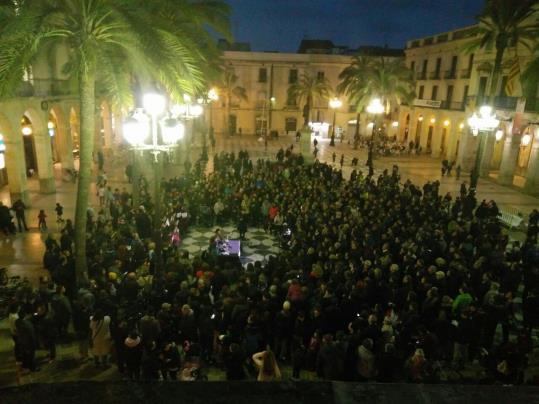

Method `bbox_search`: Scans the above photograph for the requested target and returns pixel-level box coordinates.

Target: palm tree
[288,72,332,128]
[464,0,538,104]
[338,56,415,146]
[216,67,247,136]
[0,0,230,284]
[521,42,539,111]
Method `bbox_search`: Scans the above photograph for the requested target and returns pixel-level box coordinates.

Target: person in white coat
[90,309,111,366]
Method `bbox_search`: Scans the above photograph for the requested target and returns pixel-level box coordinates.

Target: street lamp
[123,92,185,272]
[366,98,385,176]
[467,105,500,189]
[329,97,342,146]
[198,89,219,157]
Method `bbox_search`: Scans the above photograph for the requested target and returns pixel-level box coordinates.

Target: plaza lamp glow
[443,120,450,127]
[21,125,32,136]
[329,97,342,146]
[392,121,399,128]
[430,118,436,124]
[467,105,500,189]
[123,92,185,273]
[522,134,531,147]
[418,115,424,122]
[366,98,384,176]
[495,130,504,141]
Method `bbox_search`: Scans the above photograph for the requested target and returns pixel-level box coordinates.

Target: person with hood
[161,341,181,380]
[356,338,376,381]
[124,330,143,380]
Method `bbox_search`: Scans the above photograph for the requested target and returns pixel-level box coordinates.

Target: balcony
[441,100,464,111]
[494,96,518,110]
[15,79,71,97]
[444,70,457,79]
[525,98,539,113]
[460,69,471,79]
[429,71,441,80]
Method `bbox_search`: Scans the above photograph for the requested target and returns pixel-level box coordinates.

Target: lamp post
[123,93,185,272]
[467,105,500,189]
[198,88,219,155]
[366,98,385,176]
[329,97,342,146]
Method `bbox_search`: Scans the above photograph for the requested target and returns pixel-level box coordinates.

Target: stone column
[419,120,430,150]
[523,131,539,195]
[4,131,29,205]
[479,130,496,176]
[431,121,443,158]
[55,120,74,173]
[446,125,459,161]
[497,131,522,186]
[456,131,478,172]
[33,129,56,194]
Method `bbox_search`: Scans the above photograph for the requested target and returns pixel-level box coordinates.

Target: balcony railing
[16,79,71,97]
[525,98,539,113]
[460,69,471,79]
[429,71,441,80]
[441,100,464,111]
[494,96,518,110]
[444,70,457,79]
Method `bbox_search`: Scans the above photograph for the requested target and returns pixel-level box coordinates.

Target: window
[463,85,469,104]
[451,56,458,74]
[422,59,428,77]
[418,85,425,99]
[317,71,325,80]
[431,85,438,100]
[289,69,298,84]
[410,61,415,71]
[285,117,297,132]
[478,77,488,101]
[468,54,474,71]
[258,68,267,83]
[435,58,442,76]
[499,76,508,96]
[446,85,454,105]
[286,92,297,106]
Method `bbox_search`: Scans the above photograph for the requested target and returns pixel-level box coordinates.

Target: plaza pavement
[0,133,538,386]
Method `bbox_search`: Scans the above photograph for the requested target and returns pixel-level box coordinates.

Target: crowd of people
[5,146,539,384]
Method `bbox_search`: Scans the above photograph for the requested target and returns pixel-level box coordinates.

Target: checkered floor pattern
[180,224,280,266]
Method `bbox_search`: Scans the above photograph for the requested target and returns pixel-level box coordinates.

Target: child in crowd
[55,203,64,223]
[38,209,47,230]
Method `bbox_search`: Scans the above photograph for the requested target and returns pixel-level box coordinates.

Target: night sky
[225,0,485,52]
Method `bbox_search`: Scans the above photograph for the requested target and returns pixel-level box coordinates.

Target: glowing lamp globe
[161,119,185,144]
[143,93,166,116]
[123,117,149,146]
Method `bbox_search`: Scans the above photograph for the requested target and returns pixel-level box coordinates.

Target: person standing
[124,330,143,381]
[11,199,29,232]
[90,309,112,366]
[55,203,64,223]
[15,311,39,372]
[0,201,15,235]
[38,209,47,231]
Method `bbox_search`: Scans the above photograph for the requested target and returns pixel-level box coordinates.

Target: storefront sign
[413,99,442,108]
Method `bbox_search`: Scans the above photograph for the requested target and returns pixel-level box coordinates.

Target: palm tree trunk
[74,65,96,285]
[226,95,232,136]
[488,43,506,105]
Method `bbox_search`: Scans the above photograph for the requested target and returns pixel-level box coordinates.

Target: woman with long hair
[252,349,281,381]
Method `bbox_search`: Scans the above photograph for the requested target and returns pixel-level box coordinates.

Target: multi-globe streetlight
[467,105,500,189]
[123,93,185,271]
[366,98,385,176]
[329,97,342,147]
